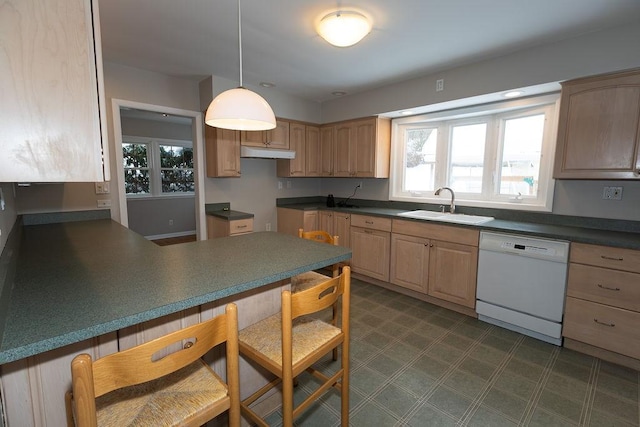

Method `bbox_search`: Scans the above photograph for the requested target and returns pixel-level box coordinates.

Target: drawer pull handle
[593,319,615,327]
[236,225,248,229]
[365,220,374,224]
[597,284,621,291]
[601,255,623,261]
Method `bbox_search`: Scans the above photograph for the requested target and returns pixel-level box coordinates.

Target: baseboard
[146,230,196,240]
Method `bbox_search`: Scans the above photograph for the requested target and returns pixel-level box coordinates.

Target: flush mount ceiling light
[205,0,276,131]
[316,10,371,47]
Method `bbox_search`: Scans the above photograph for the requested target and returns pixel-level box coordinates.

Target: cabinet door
[428,240,478,308]
[267,120,290,149]
[0,0,108,182]
[334,123,356,176]
[334,213,351,248]
[390,234,430,293]
[554,70,640,179]
[303,210,318,232]
[320,126,335,176]
[305,126,321,176]
[288,123,306,176]
[350,227,390,281]
[240,130,266,146]
[354,118,377,177]
[205,127,241,177]
[319,211,335,235]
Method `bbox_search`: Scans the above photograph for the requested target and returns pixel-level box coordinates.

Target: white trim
[111,99,206,241]
[145,230,197,240]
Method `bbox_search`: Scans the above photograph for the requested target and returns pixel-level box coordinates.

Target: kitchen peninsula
[0,218,351,425]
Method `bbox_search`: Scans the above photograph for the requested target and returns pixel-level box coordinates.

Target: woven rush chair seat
[92,360,227,426]
[290,270,331,293]
[239,314,341,367]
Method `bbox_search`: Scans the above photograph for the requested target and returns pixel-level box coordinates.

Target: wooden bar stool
[238,267,351,427]
[65,304,240,427]
[290,228,340,293]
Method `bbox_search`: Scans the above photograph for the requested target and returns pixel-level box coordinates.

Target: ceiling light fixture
[503,90,524,98]
[316,10,371,47]
[205,0,276,131]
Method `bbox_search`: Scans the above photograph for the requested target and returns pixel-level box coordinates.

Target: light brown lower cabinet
[388,220,479,311]
[563,242,640,369]
[207,216,253,238]
[276,207,318,236]
[350,214,391,281]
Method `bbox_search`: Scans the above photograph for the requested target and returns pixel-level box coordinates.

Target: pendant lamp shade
[205,87,276,131]
[205,0,276,131]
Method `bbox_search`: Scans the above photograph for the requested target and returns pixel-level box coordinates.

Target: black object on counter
[327,194,335,207]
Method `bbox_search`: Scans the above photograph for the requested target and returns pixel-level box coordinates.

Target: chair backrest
[298,228,339,246]
[71,303,239,425]
[286,266,350,323]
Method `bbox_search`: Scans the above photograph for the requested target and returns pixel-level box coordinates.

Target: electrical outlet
[0,187,5,210]
[358,181,363,189]
[97,199,111,208]
[436,79,444,92]
[278,181,283,190]
[602,186,623,200]
[266,223,271,231]
[286,180,291,189]
[169,219,174,226]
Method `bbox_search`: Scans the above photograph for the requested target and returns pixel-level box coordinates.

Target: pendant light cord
[238,0,243,88]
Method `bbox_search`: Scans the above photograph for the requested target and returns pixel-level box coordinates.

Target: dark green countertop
[207,210,254,220]
[0,220,351,364]
[278,203,640,250]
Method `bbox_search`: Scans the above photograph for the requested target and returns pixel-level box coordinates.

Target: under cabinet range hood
[240,146,296,159]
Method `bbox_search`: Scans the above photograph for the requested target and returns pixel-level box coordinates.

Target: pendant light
[205,0,276,131]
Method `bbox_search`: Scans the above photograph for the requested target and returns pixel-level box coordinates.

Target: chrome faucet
[434,187,455,214]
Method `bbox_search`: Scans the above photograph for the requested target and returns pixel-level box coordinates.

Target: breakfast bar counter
[0,219,352,364]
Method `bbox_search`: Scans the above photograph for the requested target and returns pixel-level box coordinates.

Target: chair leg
[341,344,350,426]
[64,391,74,427]
[282,375,294,427]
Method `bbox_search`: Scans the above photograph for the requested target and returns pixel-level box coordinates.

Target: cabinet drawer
[350,214,392,232]
[567,263,640,312]
[392,219,479,246]
[563,297,640,360]
[230,219,253,235]
[570,243,640,273]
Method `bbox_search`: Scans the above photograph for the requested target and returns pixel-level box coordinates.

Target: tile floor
[262,278,640,426]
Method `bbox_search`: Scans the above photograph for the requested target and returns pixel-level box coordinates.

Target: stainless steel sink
[397,210,494,225]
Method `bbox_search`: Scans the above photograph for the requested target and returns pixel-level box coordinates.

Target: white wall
[0,184,17,255]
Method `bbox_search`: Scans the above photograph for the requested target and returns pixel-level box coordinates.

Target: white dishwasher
[476,231,570,345]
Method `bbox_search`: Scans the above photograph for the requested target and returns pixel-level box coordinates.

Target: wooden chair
[238,267,351,427]
[290,228,340,293]
[65,304,240,427]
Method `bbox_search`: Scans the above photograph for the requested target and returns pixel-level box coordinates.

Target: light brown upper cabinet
[205,127,241,177]
[554,68,640,179]
[320,126,335,176]
[277,122,306,177]
[305,126,321,176]
[241,119,290,149]
[0,0,109,182]
[333,117,391,178]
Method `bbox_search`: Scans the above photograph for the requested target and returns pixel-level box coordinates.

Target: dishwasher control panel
[480,231,569,262]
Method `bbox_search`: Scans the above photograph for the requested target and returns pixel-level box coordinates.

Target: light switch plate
[0,188,5,210]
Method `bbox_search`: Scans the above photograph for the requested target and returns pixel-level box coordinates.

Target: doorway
[110,99,206,241]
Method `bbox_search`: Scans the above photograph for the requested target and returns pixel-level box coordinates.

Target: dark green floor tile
[350,340,380,362]
[427,385,474,419]
[350,401,398,427]
[407,404,458,427]
[599,360,640,382]
[556,347,596,367]
[411,354,451,379]
[361,330,394,348]
[319,386,364,414]
[441,333,473,350]
[384,341,422,364]
[482,386,528,419]
[504,358,545,382]
[402,331,435,349]
[589,408,638,427]
[412,322,448,339]
[544,372,588,403]
[459,356,497,380]
[528,407,579,427]
[378,320,406,337]
[360,312,387,327]
[453,323,487,340]
[292,400,339,427]
[482,334,517,352]
[537,389,583,422]
[429,315,458,328]
[426,342,463,363]
[471,344,508,366]
[467,405,518,427]
[493,370,537,400]
[350,366,388,395]
[443,369,488,398]
[592,389,639,424]
[513,345,554,367]
[367,353,404,377]
[350,320,373,339]
[393,313,421,328]
[552,359,593,383]
[521,335,556,354]
[374,383,419,417]
[393,366,436,397]
[597,372,639,401]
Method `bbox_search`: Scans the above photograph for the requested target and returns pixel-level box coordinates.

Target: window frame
[122,135,195,199]
[389,94,560,212]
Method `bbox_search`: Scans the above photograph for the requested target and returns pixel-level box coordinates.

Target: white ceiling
[99,0,640,103]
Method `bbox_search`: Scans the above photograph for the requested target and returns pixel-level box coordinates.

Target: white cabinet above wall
[0,0,109,182]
